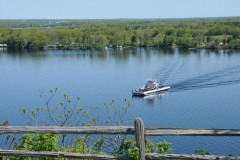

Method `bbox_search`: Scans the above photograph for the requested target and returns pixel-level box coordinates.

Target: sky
[1,0,240,19]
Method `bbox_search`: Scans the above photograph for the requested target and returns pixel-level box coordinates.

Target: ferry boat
[132,78,170,96]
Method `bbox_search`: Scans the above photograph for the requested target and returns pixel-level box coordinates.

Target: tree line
[0,17,240,50]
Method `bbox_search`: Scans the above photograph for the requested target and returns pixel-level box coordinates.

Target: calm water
[1,47,240,155]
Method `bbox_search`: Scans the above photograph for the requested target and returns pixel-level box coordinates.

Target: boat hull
[132,86,170,96]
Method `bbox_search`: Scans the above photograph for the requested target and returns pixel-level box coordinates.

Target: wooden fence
[1,118,240,160]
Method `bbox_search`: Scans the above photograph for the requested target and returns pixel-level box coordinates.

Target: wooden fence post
[134,118,145,160]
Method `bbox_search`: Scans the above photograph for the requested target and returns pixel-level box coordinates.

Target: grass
[212,35,232,39]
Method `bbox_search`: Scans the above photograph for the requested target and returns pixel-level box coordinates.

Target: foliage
[0,121,17,150]
[155,140,173,154]
[7,134,59,160]
[195,147,210,155]
[10,134,58,160]
[113,30,131,46]
[116,138,173,160]
[23,88,100,130]
[13,134,59,151]
[177,37,193,48]
[117,138,139,160]
[163,35,176,47]
[13,88,131,157]
[1,17,240,49]
[228,39,240,48]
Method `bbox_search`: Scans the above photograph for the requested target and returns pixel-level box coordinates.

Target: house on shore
[0,44,7,47]
[48,41,62,49]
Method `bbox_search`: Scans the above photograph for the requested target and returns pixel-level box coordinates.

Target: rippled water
[1,48,240,155]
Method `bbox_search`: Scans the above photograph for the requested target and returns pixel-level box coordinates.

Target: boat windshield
[145,79,158,89]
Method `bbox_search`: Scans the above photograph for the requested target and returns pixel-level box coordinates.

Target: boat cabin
[141,79,159,90]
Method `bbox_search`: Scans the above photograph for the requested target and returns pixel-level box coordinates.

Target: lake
[1,47,240,155]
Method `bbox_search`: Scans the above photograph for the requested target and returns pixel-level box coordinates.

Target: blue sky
[1,0,240,19]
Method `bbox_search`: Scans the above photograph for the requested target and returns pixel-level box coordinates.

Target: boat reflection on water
[132,90,169,106]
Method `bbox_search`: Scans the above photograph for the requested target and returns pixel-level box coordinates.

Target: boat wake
[152,56,190,85]
[170,65,240,92]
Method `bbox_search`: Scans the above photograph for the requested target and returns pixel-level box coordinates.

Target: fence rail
[0,126,135,134]
[0,150,117,160]
[1,126,240,136]
[0,118,240,160]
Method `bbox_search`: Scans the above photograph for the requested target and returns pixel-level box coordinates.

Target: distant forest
[0,17,240,49]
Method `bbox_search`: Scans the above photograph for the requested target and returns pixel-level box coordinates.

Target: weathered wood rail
[0,118,240,160]
[2,126,240,136]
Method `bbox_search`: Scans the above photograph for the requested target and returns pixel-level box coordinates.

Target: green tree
[135,30,144,47]
[166,29,176,36]
[113,30,131,47]
[131,34,138,47]
[5,29,20,46]
[29,31,50,49]
[143,29,152,47]
[72,30,83,46]
[94,35,108,49]
[206,36,213,43]
[163,35,176,47]
[196,32,204,47]
[227,36,233,43]
[232,31,239,39]
[177,37,193,48]
[18,29,30,47]
[152,32,165,47]
[229,39,240,48]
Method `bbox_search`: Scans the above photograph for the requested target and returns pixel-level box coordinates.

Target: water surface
[1,48,240,155]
